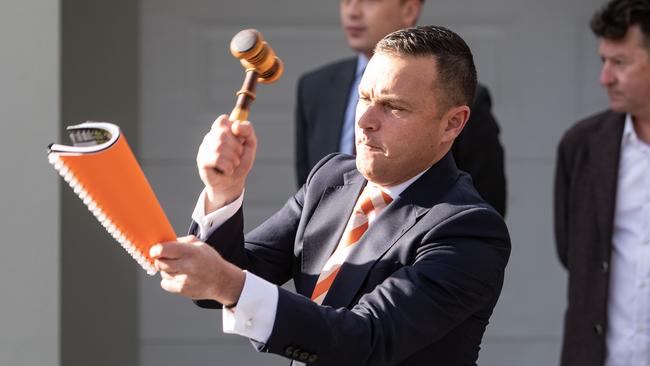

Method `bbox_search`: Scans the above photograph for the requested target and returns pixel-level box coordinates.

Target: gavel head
[230,29,283,84]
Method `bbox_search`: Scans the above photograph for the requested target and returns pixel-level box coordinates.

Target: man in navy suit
[296,0,507,216]
[152,26,510,365]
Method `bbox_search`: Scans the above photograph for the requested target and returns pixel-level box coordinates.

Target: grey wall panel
[484,163,567,333]
[576,12,611,117]
[139,275,223,340]
[141,341,285,366]
[141,0,340,25]
[141,163,203,233]
[0,1,60,365]
[479,341,563,366]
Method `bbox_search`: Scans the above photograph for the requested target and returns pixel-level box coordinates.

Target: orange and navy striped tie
[311,184,393,304]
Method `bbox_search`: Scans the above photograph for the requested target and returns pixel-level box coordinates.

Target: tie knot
[356,185,393,217]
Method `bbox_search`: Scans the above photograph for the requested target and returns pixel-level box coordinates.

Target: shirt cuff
[222,271,278,343]
[191,188,244,240]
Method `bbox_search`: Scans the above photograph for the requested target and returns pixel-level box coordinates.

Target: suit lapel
[322,196,423,308]
[588,112,625,257]
[321,154,461,308]
[302,170,365,280]
[322,58,358,149]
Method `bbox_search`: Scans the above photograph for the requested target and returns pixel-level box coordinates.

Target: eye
[611,57,626,66]
[383,102,405,113]
[358,95,370,104]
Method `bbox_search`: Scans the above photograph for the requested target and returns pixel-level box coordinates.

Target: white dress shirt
[605,114,650,366]
[191,169,426,345]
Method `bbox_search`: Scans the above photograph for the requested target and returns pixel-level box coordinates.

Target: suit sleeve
[263,209,510,365]
[554,135,570,269]
[191,189,304,309]
[295,75,310,187]
[236,153,342,286]
[452,86,507,216]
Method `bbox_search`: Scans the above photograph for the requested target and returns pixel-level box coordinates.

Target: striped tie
[311,184,393,304]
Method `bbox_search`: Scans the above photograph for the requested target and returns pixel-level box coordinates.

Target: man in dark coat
[554,1,650,364]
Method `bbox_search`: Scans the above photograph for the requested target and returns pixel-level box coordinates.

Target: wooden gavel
[229,29,284,122]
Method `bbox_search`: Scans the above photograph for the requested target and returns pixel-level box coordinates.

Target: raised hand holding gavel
[196,29,283,212]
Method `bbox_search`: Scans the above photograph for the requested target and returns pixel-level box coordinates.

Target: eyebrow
[600,52,629,61]
[359,88,415,110]
[376,94,414,110]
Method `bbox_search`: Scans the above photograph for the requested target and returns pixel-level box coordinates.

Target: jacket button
[594,324,603,335]
[299,352,309,361]
[284,346,294,357]
[292,349,302,359]
[601,261,609,273]
[307,354,319,363]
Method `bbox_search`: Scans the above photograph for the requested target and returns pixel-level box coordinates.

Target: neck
[368,150,447,188]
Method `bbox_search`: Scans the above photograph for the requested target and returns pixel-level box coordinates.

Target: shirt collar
[368,169,428,200]
[622,113,650,153]
[620,113,649,149]
[621,113,635,145]
[356,54,369,78]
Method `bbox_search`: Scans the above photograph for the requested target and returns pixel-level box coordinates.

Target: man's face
[340,0,419,58]
[598,24,650,118]
[355,53,455,186]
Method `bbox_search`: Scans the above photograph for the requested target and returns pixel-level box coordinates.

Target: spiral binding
[48,153,157,275]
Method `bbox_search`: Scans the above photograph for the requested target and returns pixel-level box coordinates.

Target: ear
[400,0,422,27]
[440,105,470,143]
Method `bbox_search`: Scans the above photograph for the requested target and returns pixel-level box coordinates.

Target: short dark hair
[375,25,477,109]
[590,0,650,49]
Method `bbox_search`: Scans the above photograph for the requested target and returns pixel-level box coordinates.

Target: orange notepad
[48,122,176,275]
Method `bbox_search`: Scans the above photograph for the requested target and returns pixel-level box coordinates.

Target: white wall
[0,1,60,366]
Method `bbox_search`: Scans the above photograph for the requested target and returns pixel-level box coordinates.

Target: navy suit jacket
[194,153,510,365]
[295,57,507,216]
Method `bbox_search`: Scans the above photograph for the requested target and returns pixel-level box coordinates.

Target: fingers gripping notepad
[48,122,176,275]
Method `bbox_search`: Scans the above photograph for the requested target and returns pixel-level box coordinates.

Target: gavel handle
[229,70,258,122]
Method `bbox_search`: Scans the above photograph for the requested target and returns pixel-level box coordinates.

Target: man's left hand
[150,235,245,306]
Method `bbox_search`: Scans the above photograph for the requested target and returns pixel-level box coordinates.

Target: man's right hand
[197,114,257,213]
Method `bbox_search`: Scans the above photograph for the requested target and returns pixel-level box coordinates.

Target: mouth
[358,141,384,153]
[345,26,366,37]
[607,91,626,103]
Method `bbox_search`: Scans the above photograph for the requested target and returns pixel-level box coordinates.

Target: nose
[356,103,379,131]
[599,62,615,87]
